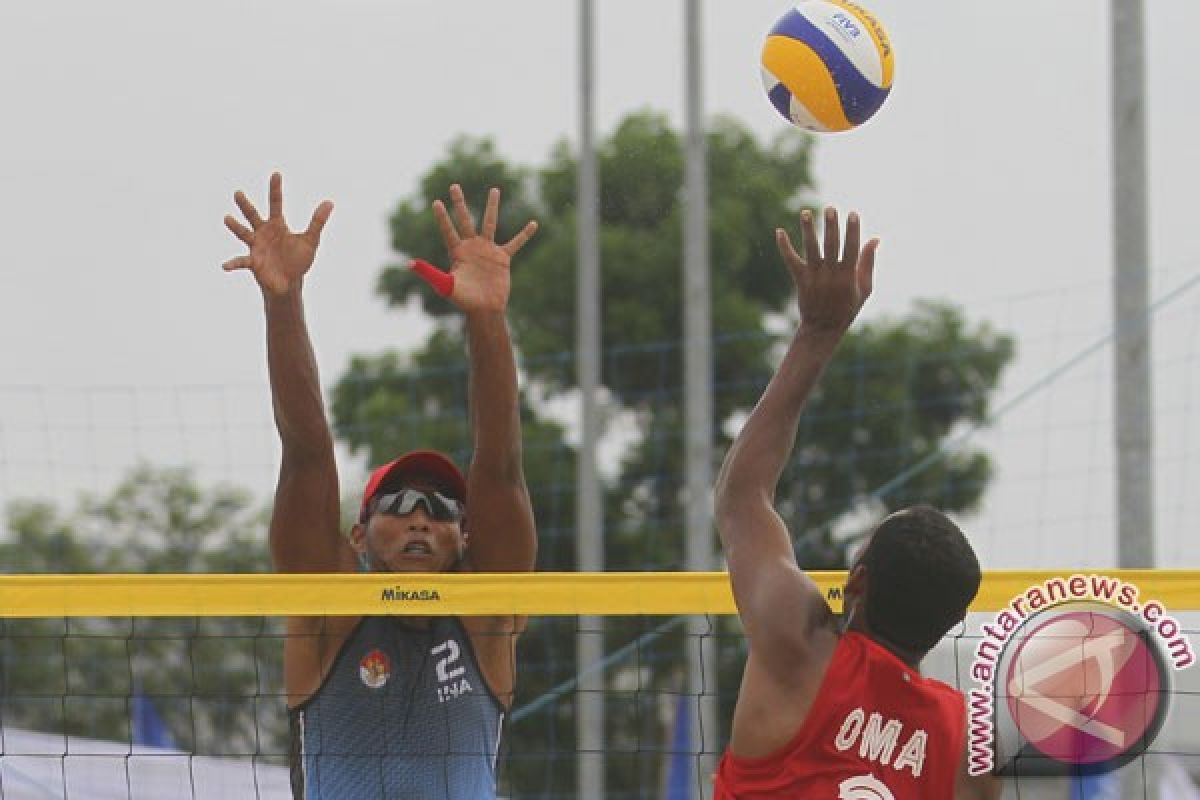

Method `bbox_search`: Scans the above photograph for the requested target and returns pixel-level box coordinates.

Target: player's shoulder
[848,633,966,703]
[909,665,966,707]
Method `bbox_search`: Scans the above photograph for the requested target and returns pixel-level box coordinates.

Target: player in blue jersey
[222,173,539,799]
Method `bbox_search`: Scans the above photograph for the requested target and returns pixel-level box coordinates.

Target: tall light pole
[683,1,717,797]
[1111,0,1153,569]
[575,1,605,797]
[1112,1,1154,794]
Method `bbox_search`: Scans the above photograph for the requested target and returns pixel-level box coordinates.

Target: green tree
[785,300,1015,568]
[329,110,1015,797]
[0,464,286,759]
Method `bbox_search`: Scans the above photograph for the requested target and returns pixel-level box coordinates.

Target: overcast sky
[0,0,1197,570]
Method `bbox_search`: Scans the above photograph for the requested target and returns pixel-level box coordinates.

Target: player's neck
[867,632,924,670]
[845,614,924,670]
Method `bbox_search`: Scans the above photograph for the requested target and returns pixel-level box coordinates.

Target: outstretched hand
[410,184,538,314]
[222,172,334,296]
[776,207,878,335]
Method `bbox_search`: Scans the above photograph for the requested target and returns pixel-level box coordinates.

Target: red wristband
[410,259,455,298]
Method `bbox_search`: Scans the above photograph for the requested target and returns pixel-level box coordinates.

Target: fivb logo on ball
[761,0,894,132]
[966,574,1196,777]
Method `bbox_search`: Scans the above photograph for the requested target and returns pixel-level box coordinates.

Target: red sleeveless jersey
[715,631,965,799]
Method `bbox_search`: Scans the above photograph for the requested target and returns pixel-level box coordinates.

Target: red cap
[360,450,467,519]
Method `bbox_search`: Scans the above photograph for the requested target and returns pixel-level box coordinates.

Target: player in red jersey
[713,207,1000,799]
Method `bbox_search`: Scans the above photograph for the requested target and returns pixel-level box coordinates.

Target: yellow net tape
[2,570,1198,617]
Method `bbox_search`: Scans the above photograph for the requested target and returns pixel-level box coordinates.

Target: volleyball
[761,1,894,132]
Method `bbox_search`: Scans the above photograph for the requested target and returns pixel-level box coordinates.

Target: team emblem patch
[359,649,391,689]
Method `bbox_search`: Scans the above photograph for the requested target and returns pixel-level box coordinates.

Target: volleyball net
[2,570,1198,799]
[2,273,1198,798]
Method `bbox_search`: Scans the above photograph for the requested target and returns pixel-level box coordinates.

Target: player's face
[359,483,466,573]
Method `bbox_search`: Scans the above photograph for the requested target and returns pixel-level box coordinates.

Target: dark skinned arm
[223,172,350,575]
[714,207,878,673]
[422,184,539,573]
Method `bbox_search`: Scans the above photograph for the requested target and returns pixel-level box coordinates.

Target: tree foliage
[785,300,1015,567]
[0,464,285,758]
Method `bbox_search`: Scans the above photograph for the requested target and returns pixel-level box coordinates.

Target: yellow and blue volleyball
[761,1,894,132]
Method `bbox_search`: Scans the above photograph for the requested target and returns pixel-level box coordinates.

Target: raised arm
[222,172,349,574]
[714,208,878,670]
[413,185,539,572]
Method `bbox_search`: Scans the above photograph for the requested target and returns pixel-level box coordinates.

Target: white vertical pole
[1111,0,1154,569]
[1111,2,1154,795]
[683,1,717,797]
[575,0,605,797]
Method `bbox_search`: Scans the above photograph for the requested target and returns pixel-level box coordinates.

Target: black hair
[858,505,982,653]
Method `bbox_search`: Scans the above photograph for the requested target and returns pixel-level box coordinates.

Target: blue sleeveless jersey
[291,616,505,799]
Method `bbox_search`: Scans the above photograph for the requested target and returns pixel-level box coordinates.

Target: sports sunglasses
[365,488,464,523]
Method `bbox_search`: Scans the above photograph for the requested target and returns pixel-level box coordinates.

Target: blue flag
[665,694,693,800]
[132,686,177,749]
[1068,770,1120,800]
